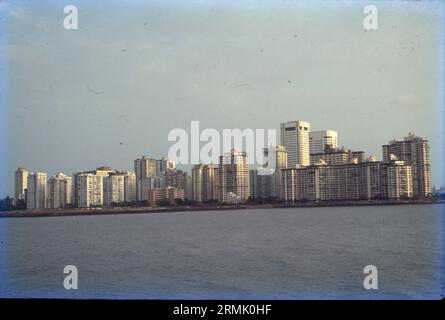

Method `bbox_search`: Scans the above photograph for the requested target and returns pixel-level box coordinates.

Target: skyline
[9,125,435,199]
[12,129,434,209]
[1,0,444,198]
[11,128,433,211]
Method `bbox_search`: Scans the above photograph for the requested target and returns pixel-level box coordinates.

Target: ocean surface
[0,204,443,299]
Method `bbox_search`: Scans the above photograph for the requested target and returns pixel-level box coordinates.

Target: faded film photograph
[0,0,444,311]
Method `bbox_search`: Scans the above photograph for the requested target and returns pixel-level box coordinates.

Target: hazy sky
[0,0,444,197]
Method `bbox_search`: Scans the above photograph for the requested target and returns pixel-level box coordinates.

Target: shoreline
[0,199,440,218]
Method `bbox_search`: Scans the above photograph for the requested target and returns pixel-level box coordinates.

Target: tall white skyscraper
[309,130,338,154]
[73,167,114,208]
[75,173,103,208]
[14,167,28,202]
[280,120,310,167]
[47,173,72,209]
[103,173,125,207]
[26,172,47,209]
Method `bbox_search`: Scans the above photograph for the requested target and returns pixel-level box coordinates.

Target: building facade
[26,172,47,209]
[281,160,412,202]
[380,161,413,199]
[124,171,137,203]
[147,187,185,207]
[249,169,277,200]
[309,130,338,154]
[75,173,104,208]
[47,173,72,209]
[310,147,365,166]
[185,174,193,201]
[218,150,250,203]
[280,120,310,167]
[15,167,28,203]
[382,133,432,198]
[164,169,187,190]
[156,157,176,176]
[192,164,219,203]
[134,156,157,201]
[138,176,164,202]
[103,173,126,207]
[262,144,288,170]
[73,167,114,208]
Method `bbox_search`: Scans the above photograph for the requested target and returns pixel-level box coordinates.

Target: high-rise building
[156,157,176,176]
[14,167,28,202]
[192,165,204,203]
[139,176,164,202]
[26,172,47,209]
[164,169,187,190]
[282,164,331,202]
[250,145,288,200]
[134,156,157,201]
[380,161,413,200]
[316,161,382,201]
[185,174,193,201]
[263,144,288,170]
[103,173,126,207]
[309,130,338,154]
[192,164,219,203]
[75,173,104,208]
[249,169,277,200]
[123,171,137,203]
[280,120,310,167]
[73,167,114,208]
[218,150,250,203]
[382,133,432,198]
[47,173,72,209]
[281,159,412,202]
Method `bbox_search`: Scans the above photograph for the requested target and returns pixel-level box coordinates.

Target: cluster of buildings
[15,158,189,210]
[189,123,431,204]
[276,123,430,202]
[14,120,432,210]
